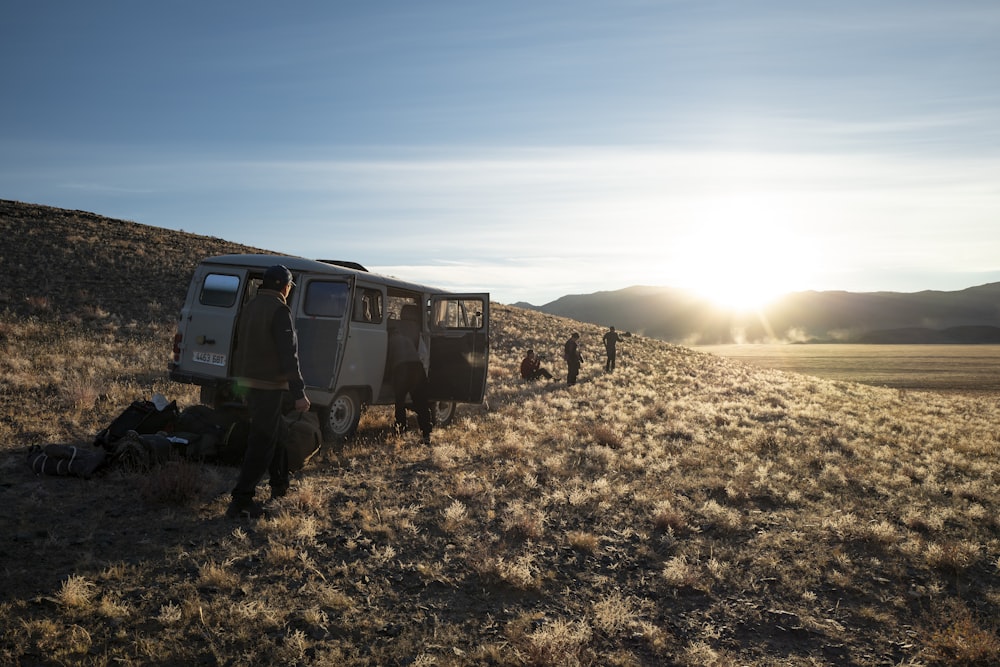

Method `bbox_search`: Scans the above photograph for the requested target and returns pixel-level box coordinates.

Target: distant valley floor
[693,344,1000,395]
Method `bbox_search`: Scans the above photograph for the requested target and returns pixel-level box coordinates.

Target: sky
[2,1,999,307]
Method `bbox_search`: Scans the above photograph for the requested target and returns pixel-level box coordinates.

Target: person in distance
[563,332,584,386]
[520,349,556,381]
[602,325,628,372]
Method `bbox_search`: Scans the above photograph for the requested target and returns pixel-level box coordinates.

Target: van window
[304,281,350,318]
[353,288,383,323]
[433,297,485,330]
[387,294,420,321]
[200,273,240,307]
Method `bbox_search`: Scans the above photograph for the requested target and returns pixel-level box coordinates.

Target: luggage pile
[27,394,322,478]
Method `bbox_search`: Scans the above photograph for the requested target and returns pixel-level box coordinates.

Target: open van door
[427,294,489,403]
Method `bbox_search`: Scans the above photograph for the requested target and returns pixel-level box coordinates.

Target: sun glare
[694,275,785,312]
[668,220,814,312]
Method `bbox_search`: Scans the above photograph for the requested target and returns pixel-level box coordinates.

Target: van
[169,254,489,440]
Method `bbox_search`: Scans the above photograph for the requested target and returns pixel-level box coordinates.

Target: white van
[169,254,489,440]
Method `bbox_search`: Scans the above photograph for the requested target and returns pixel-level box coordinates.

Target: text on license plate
[193,351,227,366]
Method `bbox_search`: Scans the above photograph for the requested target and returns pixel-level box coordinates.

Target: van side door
[427,294,490,403]
[337,283,388,396]
[295,277,353,392]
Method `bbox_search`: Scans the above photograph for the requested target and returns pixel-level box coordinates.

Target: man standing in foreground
[564,332,583,386]
[228,264,310,519]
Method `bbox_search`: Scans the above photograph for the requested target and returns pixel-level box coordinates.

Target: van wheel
[325,390,361,441]
[432,401,457,427]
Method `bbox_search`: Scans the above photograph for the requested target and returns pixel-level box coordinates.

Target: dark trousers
[567,359,581,386]
[232,388,289,502]
[605,348,617,372]
[393,361,433,438]
[526,368,553,380]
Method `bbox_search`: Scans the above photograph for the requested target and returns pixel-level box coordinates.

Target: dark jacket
[233,288,306,399]
[564,338,582,363]
[387,322,422,370]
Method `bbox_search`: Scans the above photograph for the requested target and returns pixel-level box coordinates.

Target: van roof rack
[317,259,368,272]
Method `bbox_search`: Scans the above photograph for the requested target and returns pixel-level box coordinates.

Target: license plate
[193,351,227,367]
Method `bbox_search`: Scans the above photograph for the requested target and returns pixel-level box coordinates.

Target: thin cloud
[61,182,156,195]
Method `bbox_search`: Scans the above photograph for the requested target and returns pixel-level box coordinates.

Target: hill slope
[1,200,998,666]
[1,199,271,325]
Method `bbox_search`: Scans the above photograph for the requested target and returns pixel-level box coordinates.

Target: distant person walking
[602,326,623,372]
[228,264,310,519]
[563,332,583,386]
[520,349,555,381]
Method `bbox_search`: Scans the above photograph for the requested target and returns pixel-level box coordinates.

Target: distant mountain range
[515,284,1000,344]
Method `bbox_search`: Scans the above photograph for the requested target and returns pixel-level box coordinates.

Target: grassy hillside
[1,199,271,325]
[1,201,998,665]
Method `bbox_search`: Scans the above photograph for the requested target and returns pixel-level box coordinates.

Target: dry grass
[1,201,999,665]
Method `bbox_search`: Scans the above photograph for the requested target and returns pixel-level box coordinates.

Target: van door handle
[197,336,216,345]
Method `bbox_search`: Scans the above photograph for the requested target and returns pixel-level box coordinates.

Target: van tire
[325,390,362,442]
[432,401,457,427]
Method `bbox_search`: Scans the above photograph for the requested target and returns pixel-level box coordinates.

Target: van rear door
[178,267,248,381]
[427,294,490,403]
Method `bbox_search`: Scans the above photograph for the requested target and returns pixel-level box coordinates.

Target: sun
[693,273,786,311]
[668,222,814,312]
[682,243,792,311]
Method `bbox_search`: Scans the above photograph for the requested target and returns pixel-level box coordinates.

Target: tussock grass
[2,310,999,665]
[2,202,1000,665]
[54,575,96,609]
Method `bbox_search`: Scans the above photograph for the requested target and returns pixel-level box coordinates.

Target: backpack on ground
[27,444,107,478]
[169,402,250,465]
[111,431,179,473]
[94,396,179,450]
[174,404,230,461]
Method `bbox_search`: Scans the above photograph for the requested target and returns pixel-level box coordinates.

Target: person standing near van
[564,332,583,386]
[388,307,433,445]
[227,264,310,519]
[602,326,623,372]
